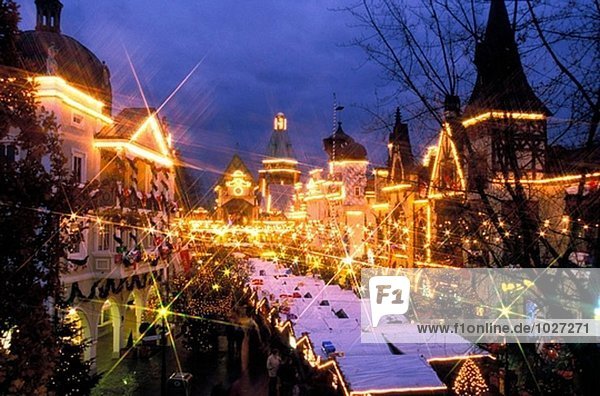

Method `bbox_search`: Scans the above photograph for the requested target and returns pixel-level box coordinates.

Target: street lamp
[159,305,169,396]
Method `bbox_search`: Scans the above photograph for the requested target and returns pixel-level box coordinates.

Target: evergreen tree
[48,310,99,395]
[0,73,62,396]
[0,4,93,392]
[0,0,20,67]
[452,359,489,396]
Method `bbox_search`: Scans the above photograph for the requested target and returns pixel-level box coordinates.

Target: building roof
[96,108,154,139]
[323,122,367,161]
[248,259,487,394]
[266,127,295,160]
[464,0,549,116]
[217,154,256,186]
[388,107,416,181]
[15,1,112,111]
[546,143,600,176]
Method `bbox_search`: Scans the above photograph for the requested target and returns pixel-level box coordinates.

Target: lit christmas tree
[452,359,489,396]
[48,310,99,395]
[172,251,246,354]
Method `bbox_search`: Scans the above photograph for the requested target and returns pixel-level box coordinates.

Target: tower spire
[388,107,415,182]
[465,0,549,116]
[35,0,63,33]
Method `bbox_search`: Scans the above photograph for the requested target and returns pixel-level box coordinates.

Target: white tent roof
[247,259,488,393]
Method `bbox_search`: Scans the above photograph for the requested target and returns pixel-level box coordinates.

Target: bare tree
[347,0,600,393]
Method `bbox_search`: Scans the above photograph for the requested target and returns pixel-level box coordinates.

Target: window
[71,112,84,128]
[354,186,361,196]
[97,225,110,251]
[72,152,85,184]
[95,258,110,272]
[0,144,17,162]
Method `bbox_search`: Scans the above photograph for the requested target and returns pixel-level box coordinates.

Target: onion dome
[323,122,367,161]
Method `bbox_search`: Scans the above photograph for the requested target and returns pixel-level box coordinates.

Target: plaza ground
[92,317,268,395]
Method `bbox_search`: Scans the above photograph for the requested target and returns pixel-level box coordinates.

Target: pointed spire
[388,107,415,181]
[35,0,63,33]
[465,0,549,116]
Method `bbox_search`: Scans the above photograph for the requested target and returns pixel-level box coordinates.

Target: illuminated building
[375,108,422,267]
[215,154,258,224]
[295,121,369,256]
[259,112,300,215]
[1,0,179,369]
[420,0,599,267]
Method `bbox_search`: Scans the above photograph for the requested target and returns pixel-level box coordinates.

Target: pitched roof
[546,144,600,176]
[96,108,153,139]
[465,0,549,116]
[217,154,255,186]
[388,108,415,181]
[95,108,173,166]
[266,128,295,159]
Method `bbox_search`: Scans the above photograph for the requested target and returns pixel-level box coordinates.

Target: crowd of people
[208,307,305,396]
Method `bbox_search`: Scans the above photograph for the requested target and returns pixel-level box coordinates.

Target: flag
[180,249,191,273]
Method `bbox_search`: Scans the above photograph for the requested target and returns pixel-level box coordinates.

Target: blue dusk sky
[16,0,407,186]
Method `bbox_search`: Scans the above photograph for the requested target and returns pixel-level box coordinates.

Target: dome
[323,122,367,161]
[16,29,112,113]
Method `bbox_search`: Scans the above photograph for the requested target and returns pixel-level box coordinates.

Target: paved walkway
[91,317,269,395]
[227,317,268,396]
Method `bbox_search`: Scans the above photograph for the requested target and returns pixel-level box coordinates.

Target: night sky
[16,0,398,186]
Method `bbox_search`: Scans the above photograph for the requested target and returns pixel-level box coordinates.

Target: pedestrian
[226,323,235,355]
[266,348,282,396]
[211,382,226,396]
[234,326,244,357]
[279,356,296,396]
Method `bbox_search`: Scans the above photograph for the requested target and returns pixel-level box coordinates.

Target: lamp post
[161,314,167,395]
[159,304,168,396]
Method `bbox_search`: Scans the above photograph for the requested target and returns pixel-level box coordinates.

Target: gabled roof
[96,108,152,139]
[217,154,255,186]
[94,107,173,167]
[465,0,549,116]
[428,123,466,197]
[546,143,600,176]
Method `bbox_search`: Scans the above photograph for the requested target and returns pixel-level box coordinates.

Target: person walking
[278,356,296,396]
[234,326,245,357]
[266,348,282,396]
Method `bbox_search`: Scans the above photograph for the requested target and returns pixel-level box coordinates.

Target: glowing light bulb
[158,307,169,318]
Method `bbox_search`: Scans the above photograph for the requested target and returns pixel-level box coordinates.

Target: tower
[388,107,415,183]
[323,122,369,255]
[259,113,300,214]
[35,0,63,33]
[463,0,550,182]
[215,155,257,224]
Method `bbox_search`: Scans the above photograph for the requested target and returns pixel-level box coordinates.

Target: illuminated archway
[97,298,123,358]
[125,289,146,339]
[66,307,93,361]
